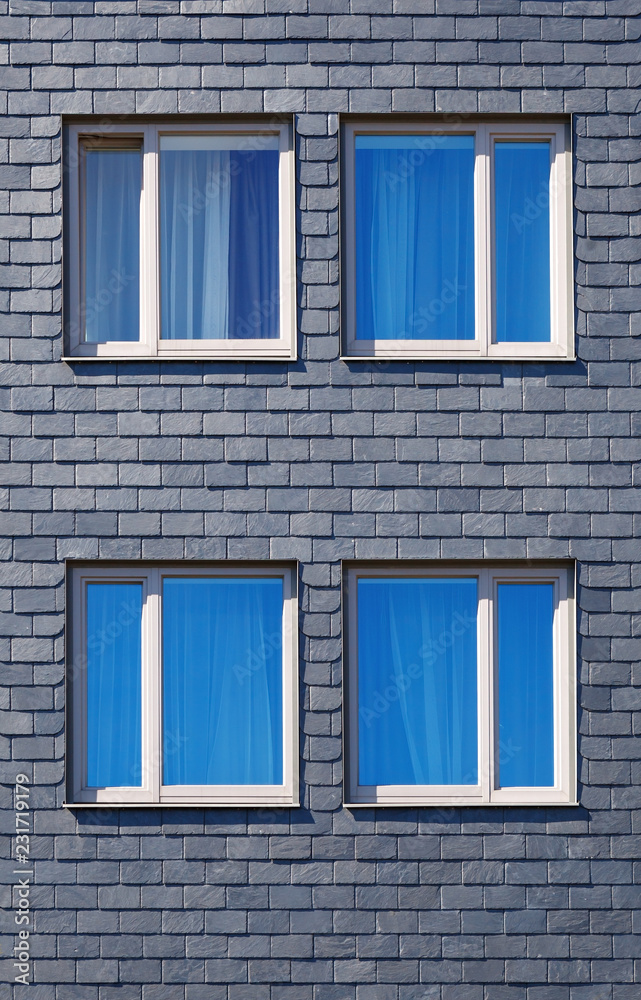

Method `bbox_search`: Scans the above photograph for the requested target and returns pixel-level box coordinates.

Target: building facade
[2,0,641,996]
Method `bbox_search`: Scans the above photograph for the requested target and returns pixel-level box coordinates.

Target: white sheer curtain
[162,578,283,786]
[86,583,142,787]
[366,150,419,340]
[355,137,475,342]
[84,148,140,343]
[160,148,231,340]
[358,578,478,786]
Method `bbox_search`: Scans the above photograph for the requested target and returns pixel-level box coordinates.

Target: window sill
[345,800,579,808]
[64,799,300,809]
[63,349,297,362]
[341,347,575,363]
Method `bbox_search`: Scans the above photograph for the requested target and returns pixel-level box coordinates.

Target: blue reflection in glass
[495,141,551,343]
[355,135,475,342]
[163,578,283,785]
[83,148,141,342]
[160,138,280,340]
[358,578,478,786]
[498,583,555,787]
[86,583,142,787]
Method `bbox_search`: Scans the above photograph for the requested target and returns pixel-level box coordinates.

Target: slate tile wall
[1,0,641,996]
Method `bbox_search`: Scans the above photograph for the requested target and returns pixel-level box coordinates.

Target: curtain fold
[84,148,140,343]
[355,136,475,342]
[228,150,280,339]
[358,578,478,786]
[162,578,283,786]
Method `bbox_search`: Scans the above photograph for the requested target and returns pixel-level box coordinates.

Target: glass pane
[86,583,142,787]
[83,147,141,343]
[494,141,551,343]
[355,134,475,342]
[160,135,280,341]
[162,577,283,785]
[357,578,478,786]
[498,583,555,787]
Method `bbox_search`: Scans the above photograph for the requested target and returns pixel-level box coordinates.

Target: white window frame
[344,562,576,807]
[65,121,296,360]
[342,120,573,361]
[66,563,299,808]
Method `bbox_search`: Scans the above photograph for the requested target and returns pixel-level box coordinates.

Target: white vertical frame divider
[475,122,491,366]
[477,565,492,804]
[341,119,574,361]
[67,563,299,808]
[343,562,576,807]
[141,124,159,360]
[147,564,162,803]
[65,120,296,361]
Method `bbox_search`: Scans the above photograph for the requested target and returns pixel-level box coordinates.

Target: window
[342,121,573,360]
[65,121,296,359]
[344,563,576,806]
[67,564,298,806]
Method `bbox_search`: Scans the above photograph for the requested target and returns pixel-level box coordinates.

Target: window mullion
[140,125,159,357]
[478,567,494,804]
[282,567,298,803]
[553,572,574,799]
[475,123,491,358]
[550,126,572,358]
[280,123,296,353]
[144,567,161,802]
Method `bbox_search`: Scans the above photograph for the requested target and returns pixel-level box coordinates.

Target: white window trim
[66,563,299,808]
[342,120,574,361]
[65,121,297,361]
[343,562,576,807]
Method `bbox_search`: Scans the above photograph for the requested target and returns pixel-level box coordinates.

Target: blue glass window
[160,135,280,341]
[162,577,284,785]
[357,577,478,786]
[355,135,475,342]
[494,141,551,343]
[86,583,142,787]
[497,583,555,787]
[83,147,141,343]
